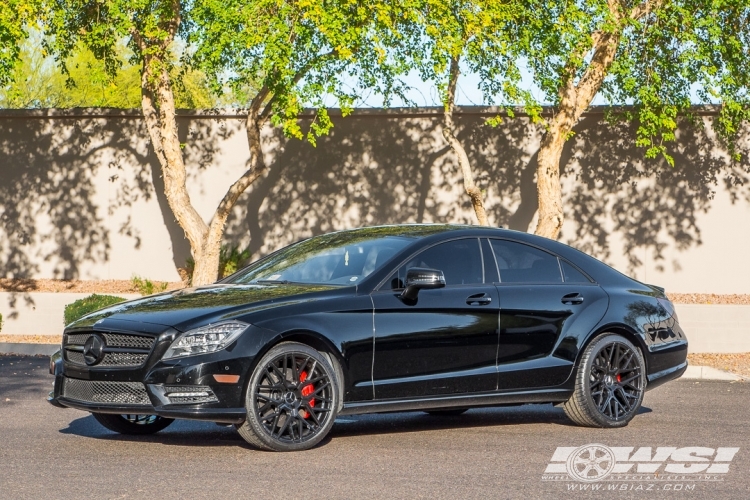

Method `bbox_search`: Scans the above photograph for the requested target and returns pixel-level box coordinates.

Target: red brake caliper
[616,373,622,383]
[299,371,315,418]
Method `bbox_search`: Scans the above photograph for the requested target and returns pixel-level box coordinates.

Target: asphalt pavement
[1,354,748,500]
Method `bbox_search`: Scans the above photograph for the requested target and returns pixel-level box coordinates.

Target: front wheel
[563,334,645,428]
[237,342,340,451]
[92,413,174,435]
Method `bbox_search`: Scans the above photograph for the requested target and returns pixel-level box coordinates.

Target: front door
[371,238,500,400]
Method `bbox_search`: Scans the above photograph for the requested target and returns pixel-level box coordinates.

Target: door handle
[562,292,584,305]
[466,293,492,306]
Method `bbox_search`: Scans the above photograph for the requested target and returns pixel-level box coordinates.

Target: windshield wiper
[255,279,295,284]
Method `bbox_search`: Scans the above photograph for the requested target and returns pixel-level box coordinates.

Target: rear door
[487,239,609,390]
[371,238,500,399]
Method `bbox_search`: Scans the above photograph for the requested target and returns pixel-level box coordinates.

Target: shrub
[0,312,3,332]
[64,294,126,325]
[219,245,251,278]
[183,244,251,285]
[131,275,168,296]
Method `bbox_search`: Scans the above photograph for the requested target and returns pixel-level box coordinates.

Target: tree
[0,0,38,86]
[185,0,412,284]
[46,0,408,285]
[404,1,532,226]
[523,0,750,239]
[1,34,217,108]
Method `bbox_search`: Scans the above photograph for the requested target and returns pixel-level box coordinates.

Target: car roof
[340,224,639,288]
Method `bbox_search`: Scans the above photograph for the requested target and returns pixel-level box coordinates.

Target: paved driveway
[1,355,748,499]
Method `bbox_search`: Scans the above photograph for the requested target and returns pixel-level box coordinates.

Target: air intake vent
[62,378,151,405]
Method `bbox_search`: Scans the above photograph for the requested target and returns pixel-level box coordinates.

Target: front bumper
[48,324,277,423]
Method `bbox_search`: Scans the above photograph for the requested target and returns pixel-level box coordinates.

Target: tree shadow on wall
[223,108,749,279]
[223,111,532,257]
[563,114,750,274]
[0,110,232,312]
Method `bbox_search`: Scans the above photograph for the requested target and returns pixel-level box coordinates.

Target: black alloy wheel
[238,342,340,451]
[92,413,174,435]
[563,334,645,428]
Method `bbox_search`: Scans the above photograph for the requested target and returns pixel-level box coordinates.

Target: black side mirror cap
[400,267,446,301]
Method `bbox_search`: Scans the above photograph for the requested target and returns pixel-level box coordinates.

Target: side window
[561,260,592,283]
[489,240,563,283]
[390,239,484,288]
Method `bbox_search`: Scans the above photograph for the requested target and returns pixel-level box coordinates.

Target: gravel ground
[668,293,750,305]
[688,353,750,379]
[0,278,184,294]
[0,335,61,345]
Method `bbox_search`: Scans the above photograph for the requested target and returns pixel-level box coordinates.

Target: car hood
[66,283,342,332]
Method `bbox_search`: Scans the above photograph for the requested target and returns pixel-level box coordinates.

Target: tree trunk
[534,127,566,238]
[533,27,623,239]
[442,56,489,226]
[190,114,268,285]
[141,59,213,283]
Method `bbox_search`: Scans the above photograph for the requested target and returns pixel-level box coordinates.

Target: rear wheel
[92,413,174,435]
[563,334,645,428]
[238,342,340,451]
[424,408,468,416]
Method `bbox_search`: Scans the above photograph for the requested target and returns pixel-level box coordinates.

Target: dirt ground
[687,353,750,379]
[0,278,184,294]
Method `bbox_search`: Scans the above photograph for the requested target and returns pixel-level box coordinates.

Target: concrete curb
[0,343,59,356]
[681,365,747,381]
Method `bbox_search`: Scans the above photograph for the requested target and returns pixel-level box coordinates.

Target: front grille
[65,332,155,349]
[62,378,151,405]
[99,352,149,367]
[63,331,155,368]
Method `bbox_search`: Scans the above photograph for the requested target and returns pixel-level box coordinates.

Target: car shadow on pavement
[57,403,652,449]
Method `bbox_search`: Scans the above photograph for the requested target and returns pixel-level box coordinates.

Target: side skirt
[340,388,571,416]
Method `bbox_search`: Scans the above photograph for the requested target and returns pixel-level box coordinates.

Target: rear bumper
[646,360,688,391]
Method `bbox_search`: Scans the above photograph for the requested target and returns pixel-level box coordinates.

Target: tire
[92,413,174,435]
[563,334,645,428]
[237,342,340,452]
[424,408,468,416]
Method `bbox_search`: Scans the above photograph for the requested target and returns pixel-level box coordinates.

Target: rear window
[489,240,563,283]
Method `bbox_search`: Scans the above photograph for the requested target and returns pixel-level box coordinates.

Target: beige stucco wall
[1,107,748,293]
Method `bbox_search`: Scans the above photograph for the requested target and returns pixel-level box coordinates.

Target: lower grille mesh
[62,378,150,405]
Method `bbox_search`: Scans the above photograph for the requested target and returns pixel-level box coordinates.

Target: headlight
[162,321,249,359]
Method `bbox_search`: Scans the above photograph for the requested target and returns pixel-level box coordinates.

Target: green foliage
[521,0,750,162]
[1,32,219,109]
[184,244,251,284]
[0,312,3,332]
[0,0,38,86]
[219,245,251,278]
[64,294,126,325]
[131,275,169,296]
[400,0,534,113]
[188,0,414,139]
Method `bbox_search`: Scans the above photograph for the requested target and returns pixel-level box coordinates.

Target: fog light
[164,385,218,404]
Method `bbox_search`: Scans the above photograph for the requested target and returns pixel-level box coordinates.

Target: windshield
[227,233,412,286]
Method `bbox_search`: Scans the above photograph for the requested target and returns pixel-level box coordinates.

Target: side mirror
[400,267,446,301]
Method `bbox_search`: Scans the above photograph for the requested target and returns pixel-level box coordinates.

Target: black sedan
[49,225,688,451]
